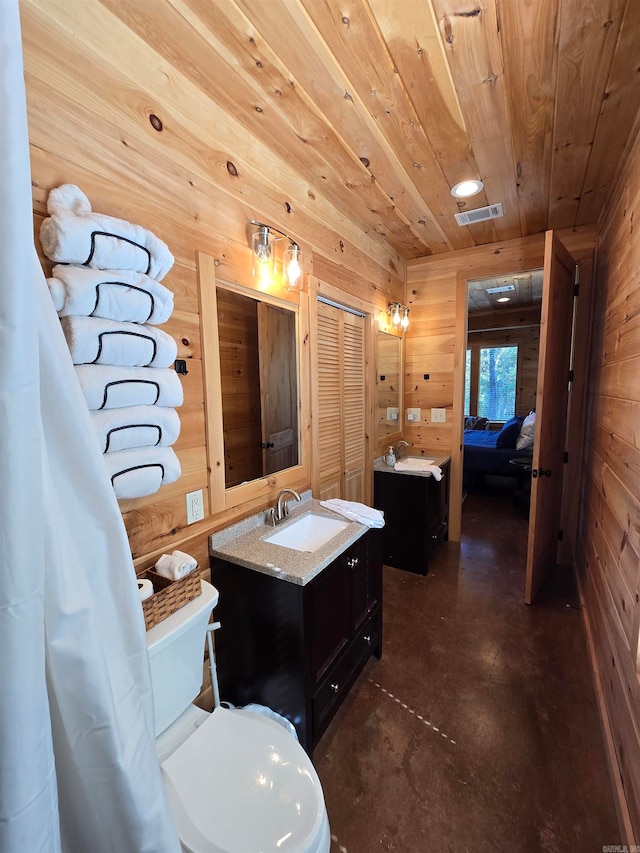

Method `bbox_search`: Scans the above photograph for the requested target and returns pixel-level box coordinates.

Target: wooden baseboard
[577,573,636,845]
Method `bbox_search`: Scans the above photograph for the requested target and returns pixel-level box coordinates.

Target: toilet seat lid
[161,707,325,853]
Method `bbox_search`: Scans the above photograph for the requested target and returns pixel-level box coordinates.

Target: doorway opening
[462,269,543,511]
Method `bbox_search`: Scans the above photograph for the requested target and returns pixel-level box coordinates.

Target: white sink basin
[264,513,350,552]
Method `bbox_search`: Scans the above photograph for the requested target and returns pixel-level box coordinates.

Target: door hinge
[558,529,564,541]
[568,369,574,383]
[574,282,580,297]
[563,451,569,463]
[574,265,580,293]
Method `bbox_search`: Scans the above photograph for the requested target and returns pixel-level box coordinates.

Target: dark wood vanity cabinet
[210,529,382,754]
[374,460,450,575]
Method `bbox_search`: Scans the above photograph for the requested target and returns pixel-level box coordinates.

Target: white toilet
[146,579,330,853]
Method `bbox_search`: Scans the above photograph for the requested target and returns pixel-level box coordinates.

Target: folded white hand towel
[90,405,181,453]
[319,499,385,529]
[103,446,181,499]
[75,364,184,410]
[61,315,177,368]
[393,458,436,473]
[155,550,198,581]
[40,184,174,280]
[48,264,174,325]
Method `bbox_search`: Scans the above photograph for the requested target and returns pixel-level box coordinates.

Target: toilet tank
[146,580,219,736]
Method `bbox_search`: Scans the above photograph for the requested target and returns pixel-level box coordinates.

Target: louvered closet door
[317,301,342,500]
[342,311,365,502]
[316,301,366,502]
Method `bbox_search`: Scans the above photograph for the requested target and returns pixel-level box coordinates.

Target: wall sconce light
[388,302,410,331]
[250,219,303,290]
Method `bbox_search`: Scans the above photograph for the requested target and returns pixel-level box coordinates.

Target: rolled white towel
[104,446,181,499]
[319,499,385,529]
[75,364,184,410]
[90,405,181,453]
[155,550,198,581]
[48,264,174,325]
[61,315,177,368]
[40,184,173,280]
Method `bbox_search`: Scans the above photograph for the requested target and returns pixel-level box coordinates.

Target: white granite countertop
[374,452,451,477]
[208,491,369,586]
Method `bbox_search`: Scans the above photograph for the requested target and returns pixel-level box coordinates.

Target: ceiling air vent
[454,203,504,226]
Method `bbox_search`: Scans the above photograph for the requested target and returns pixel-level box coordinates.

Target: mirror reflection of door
[216,287,298,488]
[257,303,298,475]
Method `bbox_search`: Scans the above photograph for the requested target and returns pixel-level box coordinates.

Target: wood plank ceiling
[63,0,640,261]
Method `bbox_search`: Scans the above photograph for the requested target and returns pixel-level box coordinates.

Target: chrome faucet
[266,488,301,526]
[394,440,410,459]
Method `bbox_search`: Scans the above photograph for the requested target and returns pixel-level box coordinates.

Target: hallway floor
[315,486,621,852]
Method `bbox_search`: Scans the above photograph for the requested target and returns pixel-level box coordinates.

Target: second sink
[264,512,350,552]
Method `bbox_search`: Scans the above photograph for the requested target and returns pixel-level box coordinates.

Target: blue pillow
[496,416,524,448]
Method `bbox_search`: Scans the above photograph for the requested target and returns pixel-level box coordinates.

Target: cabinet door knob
[330,683,340,694]
[363,634,372,645]
[347,557,359,568]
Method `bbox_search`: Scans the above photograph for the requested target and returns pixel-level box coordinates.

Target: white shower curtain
[0,4,180,850]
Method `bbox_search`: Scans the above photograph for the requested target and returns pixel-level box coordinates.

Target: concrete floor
[315,486,621,852]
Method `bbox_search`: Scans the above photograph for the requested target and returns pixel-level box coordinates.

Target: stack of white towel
[41,184,182,500]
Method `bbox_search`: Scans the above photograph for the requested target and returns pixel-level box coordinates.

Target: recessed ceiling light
[451,179,484,199]
[497,296,511,303]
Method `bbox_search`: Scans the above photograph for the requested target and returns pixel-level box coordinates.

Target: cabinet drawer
[312,609,381,741]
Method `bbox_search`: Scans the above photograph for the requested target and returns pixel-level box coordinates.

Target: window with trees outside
[466,345,518,421]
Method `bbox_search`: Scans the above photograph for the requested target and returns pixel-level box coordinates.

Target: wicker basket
[140,567,202,631]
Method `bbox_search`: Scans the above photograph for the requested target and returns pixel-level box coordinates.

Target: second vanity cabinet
[210,528,382,753]
[374,458,450,575]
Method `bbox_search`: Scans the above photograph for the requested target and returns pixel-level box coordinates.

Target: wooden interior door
[316,300,366,502]
[258,303,298,475]
[525,231,577,604]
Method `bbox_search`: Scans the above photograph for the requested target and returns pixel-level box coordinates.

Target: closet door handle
[532,468,551,478]
[347,557,359,568]
[330,683,340,694]
[259,441,275,449]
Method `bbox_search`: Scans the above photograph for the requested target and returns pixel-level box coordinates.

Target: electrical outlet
[386,407,399,422]
[431,408,447,423]
[406,408,421,422]
[186,489,204,524]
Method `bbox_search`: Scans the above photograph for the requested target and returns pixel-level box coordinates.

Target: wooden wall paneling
[299,0,479,251]
[576,124,640,839]
[104,0,423,260]
[578,561,637,845]
[496,0,558,235]
[582,553,640,837]
[549,0,629,229]
[234,0,451,254]
[577,0,640,226]
[429,0,522,240]
[24,0,403,294]
[367,0,487,205]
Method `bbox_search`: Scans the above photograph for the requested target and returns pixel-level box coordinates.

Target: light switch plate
[406,408,421,422]
[386,407,399,422]
[431,407,447,423]
[186,489,204,524]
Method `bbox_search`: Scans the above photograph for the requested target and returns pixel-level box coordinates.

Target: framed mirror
[198,252,309,514]
[376,329,402,447]
[217,287,298,488]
